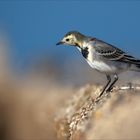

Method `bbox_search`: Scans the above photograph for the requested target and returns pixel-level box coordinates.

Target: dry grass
[55,84,140,140]
[0,39,140,140]
[1,81,140,140]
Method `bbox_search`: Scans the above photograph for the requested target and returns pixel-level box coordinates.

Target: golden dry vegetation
[0,39,140,140]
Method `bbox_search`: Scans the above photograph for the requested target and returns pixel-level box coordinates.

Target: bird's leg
[106,74,118,92]
[97,75,111,98]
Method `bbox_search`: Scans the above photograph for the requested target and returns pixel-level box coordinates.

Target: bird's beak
[56,41,64,45]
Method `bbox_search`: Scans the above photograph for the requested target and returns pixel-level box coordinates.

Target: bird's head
[56,31,86,48]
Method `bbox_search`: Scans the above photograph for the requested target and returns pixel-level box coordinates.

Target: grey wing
[93,38,140,64]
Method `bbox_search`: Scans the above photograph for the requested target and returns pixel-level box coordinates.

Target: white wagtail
[56,31,140,98]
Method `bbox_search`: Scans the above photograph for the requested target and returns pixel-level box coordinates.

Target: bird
[56,31,140,98]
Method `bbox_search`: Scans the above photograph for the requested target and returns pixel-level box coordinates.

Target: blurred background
[1,0,140,85]
[0,1,140,140]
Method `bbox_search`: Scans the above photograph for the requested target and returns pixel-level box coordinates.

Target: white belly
[86,60,129,74]
[76,45,129,74]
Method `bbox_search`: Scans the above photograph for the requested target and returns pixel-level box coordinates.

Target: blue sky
[0,1,140,69]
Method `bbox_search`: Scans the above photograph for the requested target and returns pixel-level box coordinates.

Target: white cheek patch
[86,46,93,62]
[64,35,76,44]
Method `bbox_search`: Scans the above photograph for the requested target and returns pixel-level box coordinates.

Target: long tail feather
[130,64,140,72]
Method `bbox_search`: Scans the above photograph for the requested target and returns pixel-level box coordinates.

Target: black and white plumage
[56,31,140,98]
[93,39,140,64]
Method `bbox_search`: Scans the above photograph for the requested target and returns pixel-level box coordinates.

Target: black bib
[81,47,89,59]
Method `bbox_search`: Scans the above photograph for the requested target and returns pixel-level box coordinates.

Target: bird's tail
[130,64,140,72]
[123,55,140,72]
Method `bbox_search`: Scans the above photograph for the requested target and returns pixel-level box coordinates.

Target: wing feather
[92,38,140,64]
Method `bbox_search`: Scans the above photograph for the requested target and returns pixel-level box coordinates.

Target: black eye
[66,38,69,42]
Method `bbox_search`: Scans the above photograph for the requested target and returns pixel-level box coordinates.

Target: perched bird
[56,31,140,98]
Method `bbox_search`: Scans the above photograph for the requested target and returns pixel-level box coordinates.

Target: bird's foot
[104,92,111,98]
[95,86,116,102]
[104,86,116,98]
[106,86,115,93]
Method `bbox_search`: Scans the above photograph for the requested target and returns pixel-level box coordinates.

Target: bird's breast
[87,60,114,73]
[86,59,130,74]
[83,46,120,73]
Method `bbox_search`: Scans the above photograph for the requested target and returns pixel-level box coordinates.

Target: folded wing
[93,38,140,65]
